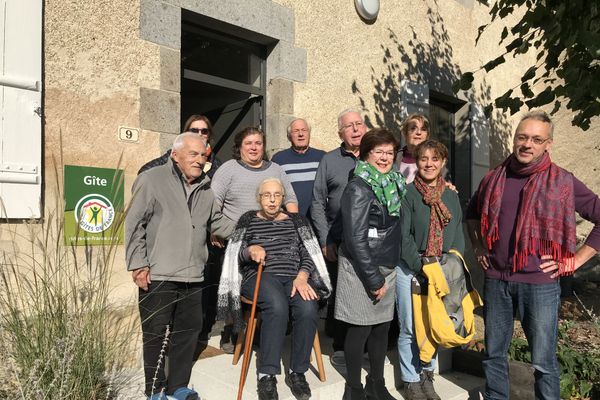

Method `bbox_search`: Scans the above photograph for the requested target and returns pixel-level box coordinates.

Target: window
[0,0,42,218]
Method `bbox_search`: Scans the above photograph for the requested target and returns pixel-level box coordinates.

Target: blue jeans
[483,278,560,400]
[395,262,436,383]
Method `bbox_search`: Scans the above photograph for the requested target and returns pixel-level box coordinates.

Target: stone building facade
[1,0,598,298]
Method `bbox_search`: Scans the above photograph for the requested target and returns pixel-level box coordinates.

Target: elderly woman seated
[217,178,331,400]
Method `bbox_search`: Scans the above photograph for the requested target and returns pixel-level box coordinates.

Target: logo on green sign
[64,165,124,246]
[74,193,115,233]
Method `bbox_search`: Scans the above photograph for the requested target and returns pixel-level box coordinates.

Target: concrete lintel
[139,87,180,133]
[171,0,295,43]
[140,0,181,49]
[267,41,307,83]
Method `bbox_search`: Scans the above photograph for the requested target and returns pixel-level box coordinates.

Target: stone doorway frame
[138,0,306,153]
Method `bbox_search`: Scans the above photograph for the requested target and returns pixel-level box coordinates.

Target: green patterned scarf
[354,160,407,217]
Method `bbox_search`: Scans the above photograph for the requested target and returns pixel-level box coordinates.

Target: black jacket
[340,177,402,291]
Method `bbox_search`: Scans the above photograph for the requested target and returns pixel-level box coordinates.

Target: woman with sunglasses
[137,114,222,178]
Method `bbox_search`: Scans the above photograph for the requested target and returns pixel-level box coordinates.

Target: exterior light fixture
[355,0,380,21]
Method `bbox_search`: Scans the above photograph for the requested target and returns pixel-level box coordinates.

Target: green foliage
[507,337,530,363]
[0,163,135,399]
[454,1,600,131]
[508,321,600,399]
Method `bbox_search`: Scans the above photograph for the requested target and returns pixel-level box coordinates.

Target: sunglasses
[190,128,210,135]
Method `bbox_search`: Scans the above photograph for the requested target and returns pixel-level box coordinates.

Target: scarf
[354,160,407,217]
[414,175,453,257]
[216,211,332,333]
[477,152,576,274]
[400,146,416,164]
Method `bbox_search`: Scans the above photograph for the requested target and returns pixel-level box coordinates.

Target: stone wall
[10,0,596,302]
[41,0,165,301]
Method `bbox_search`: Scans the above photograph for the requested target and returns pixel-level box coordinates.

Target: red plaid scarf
[477,152,576,274]
[414,175,453,257]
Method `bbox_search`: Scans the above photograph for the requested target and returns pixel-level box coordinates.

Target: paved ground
[120,324,484,400]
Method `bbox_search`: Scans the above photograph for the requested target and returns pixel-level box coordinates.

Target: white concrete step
[121,333,484,400]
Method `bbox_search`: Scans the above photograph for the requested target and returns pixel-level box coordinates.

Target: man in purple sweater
[466,110,600,400]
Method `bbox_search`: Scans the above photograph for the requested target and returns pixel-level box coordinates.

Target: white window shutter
[0,0,42,218]
[470,103,490,194]
[400,80,429,119]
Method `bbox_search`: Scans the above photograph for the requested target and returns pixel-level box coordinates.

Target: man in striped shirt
[272,118,326,216]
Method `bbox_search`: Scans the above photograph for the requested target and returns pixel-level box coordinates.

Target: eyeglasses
[514,134,551,146]
[190,128,210,135]
[341,121,364,130]
[370,149,395,158]
[259,192,283,200]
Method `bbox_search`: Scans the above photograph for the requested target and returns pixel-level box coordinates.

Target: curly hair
[231,126,267,161]
[414,139,448,160]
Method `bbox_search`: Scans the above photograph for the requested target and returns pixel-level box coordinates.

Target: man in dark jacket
[126,133,233,400]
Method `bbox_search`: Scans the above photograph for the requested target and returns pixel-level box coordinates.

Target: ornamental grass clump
[0,160,136,399]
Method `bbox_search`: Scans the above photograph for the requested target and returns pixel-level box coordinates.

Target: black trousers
[345,321,391,388]
[241,274,318,375]
[138,280,204,396]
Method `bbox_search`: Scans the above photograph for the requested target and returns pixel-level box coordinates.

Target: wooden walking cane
[237,261,264,400]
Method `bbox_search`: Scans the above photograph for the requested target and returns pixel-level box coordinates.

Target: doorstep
[121,330,484,400]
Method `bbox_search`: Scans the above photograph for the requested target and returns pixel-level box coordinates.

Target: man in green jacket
[126,132,233,400]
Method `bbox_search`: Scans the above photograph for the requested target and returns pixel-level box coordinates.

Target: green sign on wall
[64,165,124,246]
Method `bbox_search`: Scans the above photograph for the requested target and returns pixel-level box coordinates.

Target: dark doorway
[429,92,470,208]
[180,13,270,346]
[181,14,267,161]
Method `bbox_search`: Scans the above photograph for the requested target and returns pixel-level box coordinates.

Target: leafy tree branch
[454,0,600,131]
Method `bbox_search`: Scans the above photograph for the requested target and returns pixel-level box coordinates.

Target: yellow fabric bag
[412,250,483,363]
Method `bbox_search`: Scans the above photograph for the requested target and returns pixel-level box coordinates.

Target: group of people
[125,108,600,400]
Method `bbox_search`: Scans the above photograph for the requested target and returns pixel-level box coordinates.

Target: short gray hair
[172,131,207,151]
[286,118,311,139]
[518,110,554,139]
[337,108,364,131]
[256,177,285,202]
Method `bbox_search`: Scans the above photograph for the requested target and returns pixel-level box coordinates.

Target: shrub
[508,320,600,400]
[0,165,136,399]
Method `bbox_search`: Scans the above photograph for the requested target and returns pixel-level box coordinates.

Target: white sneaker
[330,350,346,366]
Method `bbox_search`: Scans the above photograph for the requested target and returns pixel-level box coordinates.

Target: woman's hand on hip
[291,271,318,301]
